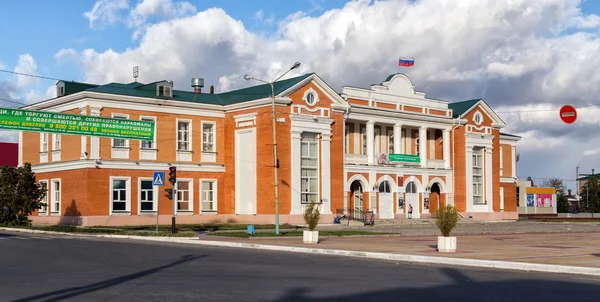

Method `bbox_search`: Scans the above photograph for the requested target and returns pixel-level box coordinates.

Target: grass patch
[208,230,397,238]
[90,223,302,232]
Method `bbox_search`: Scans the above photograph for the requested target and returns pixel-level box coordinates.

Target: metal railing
[335,208,374,226]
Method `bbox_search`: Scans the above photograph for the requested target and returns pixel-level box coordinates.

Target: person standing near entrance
[408,204,413,219]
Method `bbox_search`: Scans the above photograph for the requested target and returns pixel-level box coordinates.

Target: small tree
[436,204,459,237]
[303,202,320,231]
[0,163,46,226]
[580,176,600,213]
[541,177,571,213]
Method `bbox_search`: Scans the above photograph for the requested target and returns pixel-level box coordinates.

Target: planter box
[303,230,319,244]
[437,236,457,253]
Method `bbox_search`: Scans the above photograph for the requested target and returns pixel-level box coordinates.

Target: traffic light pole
[172,184,176,234]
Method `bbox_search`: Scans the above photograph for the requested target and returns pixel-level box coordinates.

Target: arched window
[378,181,391,193]
[406,182,418,194]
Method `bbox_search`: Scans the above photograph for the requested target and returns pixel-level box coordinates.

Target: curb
[2,227,600,277]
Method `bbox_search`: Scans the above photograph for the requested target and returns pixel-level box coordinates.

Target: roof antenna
[133,66,139,82]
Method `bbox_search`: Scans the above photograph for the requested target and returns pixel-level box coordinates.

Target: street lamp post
[244,62,301,235]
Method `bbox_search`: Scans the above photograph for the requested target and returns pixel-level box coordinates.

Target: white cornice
[501,177,517,183]
[349,106,453,128]
[345,165,452,176]
[31,159,225,174]
[224,97,291,112]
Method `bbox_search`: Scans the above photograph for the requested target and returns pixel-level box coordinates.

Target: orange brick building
[19,73,520,226]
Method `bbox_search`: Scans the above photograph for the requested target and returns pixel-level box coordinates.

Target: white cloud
[84,0,129,29]
[13,54,37,88]
[0,131,18,143]
[128,0,197,39]
[253,9,275,25]
[0,60,5,69]
[61,0,600,188]
[55,48,78,63]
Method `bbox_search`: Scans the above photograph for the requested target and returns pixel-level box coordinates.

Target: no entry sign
[559,105,577,124]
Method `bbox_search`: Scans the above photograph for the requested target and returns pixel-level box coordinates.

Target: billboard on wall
[0,107,155,141]
[377,153,420,165]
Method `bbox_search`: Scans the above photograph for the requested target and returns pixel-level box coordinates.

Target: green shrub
[436,205,459,237]
[303,203,320,231]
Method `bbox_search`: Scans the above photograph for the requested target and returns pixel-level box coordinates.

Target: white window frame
[111,113,130,148]
[40,133,48,153]
[110,177,131,215]
[138,178,157,215]
[52,134,61,151]
[176,179,194,214]
[473,111,483,125]
[158,85,172,97]
[200,179,218,213]
[361,125,367,155]
[472,147,484,204]
[176,119,192,151]
[50,179,61,216]
[201,121,216,153]
[301,133,320,204]
[38,180,48,216]
[344,124,350,154]
[140,116,157,150]
[415,131,420,156]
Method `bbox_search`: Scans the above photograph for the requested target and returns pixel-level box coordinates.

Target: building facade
[18,72,521,226]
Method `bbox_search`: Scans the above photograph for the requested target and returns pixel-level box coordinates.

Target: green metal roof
[59,73,314,106]
[500,132,521,138]
[447,99,481,118]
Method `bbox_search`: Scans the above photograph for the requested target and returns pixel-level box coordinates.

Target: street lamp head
[243,75,253,81]
[291,62,301,70]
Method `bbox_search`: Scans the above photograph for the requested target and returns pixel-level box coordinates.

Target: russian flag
[399,57,414,67]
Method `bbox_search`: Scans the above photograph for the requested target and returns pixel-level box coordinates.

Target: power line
[0,69,62,82]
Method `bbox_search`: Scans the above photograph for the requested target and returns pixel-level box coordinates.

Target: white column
[80,107,88,160]
[419,126,427,168]
[290,130,302,214]
[511,146,517,178]
[90,106,101,160]
[353,122,360,154]
[321,133,332,214]
[406,128,411,154]
[443,129,450,169]
[367,121,375,165]
[18,131,23,167]
[486,148,494,212]
[393,124,402,155]
[466,146,473,212]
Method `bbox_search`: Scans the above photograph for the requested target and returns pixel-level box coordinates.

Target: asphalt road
[1,231,600,302]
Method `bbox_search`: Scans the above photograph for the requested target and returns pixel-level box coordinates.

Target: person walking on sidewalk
[408,204,413,219]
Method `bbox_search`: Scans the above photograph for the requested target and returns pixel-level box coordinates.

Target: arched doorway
[378,181,393,219]
[430,183,442,213]
[405,181,419,219]
[350,180,364,219]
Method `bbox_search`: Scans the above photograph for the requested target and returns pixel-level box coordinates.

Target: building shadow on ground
[58,200,82,226]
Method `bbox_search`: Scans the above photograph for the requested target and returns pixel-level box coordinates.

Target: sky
[1,0,600,191]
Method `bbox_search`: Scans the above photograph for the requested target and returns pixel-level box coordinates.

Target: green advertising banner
[0,107,155,141]
[377,153,420,165]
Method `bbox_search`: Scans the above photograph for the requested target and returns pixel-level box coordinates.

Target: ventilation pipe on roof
[191,78,204,93]
[210,85,214,94]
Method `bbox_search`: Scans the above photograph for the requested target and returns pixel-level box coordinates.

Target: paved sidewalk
[202,230,600,269]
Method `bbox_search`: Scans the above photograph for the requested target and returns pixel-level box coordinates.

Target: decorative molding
[291,104,331,118]
[302,87,320,106]
[233,112,257,128]
[30,160,225,174]
[346,174,370,192]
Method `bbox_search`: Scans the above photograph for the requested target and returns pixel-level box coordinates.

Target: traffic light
[168,166,177,185]
[165,188,174,200]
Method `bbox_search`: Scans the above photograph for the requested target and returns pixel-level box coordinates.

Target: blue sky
[1,0,600,188]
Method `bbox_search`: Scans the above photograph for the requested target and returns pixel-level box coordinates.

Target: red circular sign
[560,105,577,124]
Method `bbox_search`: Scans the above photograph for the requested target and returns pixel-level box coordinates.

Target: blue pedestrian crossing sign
[153,172,165,186]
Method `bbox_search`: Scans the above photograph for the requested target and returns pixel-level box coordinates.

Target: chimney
[210,85,214,94]
[191,77,204,93]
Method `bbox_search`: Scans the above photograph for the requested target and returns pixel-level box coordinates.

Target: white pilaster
[321,133,332,214]
[353,122,360,154]
[419,126,427,168]
[80,107,88,160]
[90,107,101,160]
[486,148,494,212]
[290,130,302,215]
[18,131,23,167]
[393,124,402,155]
[511,146,517,178]
[466,146,473,212]
[443,129,450,169]
[406,128,412,154]
[366,121,375,165]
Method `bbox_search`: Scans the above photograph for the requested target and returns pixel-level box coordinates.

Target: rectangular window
[361,125,367,155]
[177,181,191,211]
[202,122,215,152]
[415,131,420,156]
[53,134,61,150]
[141,117,155,149]
[344,125,350,154]
[201,180,217,211]
[178,121,190,151]
[140,180,155,211]
[41,133,48,152]
[51,180,60,214]
[301,133,319,204]
[111,179,129,212]
[472,147,484,204]
[112,115,127,147]
[387,129,394,154]
[39,181,48,215]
